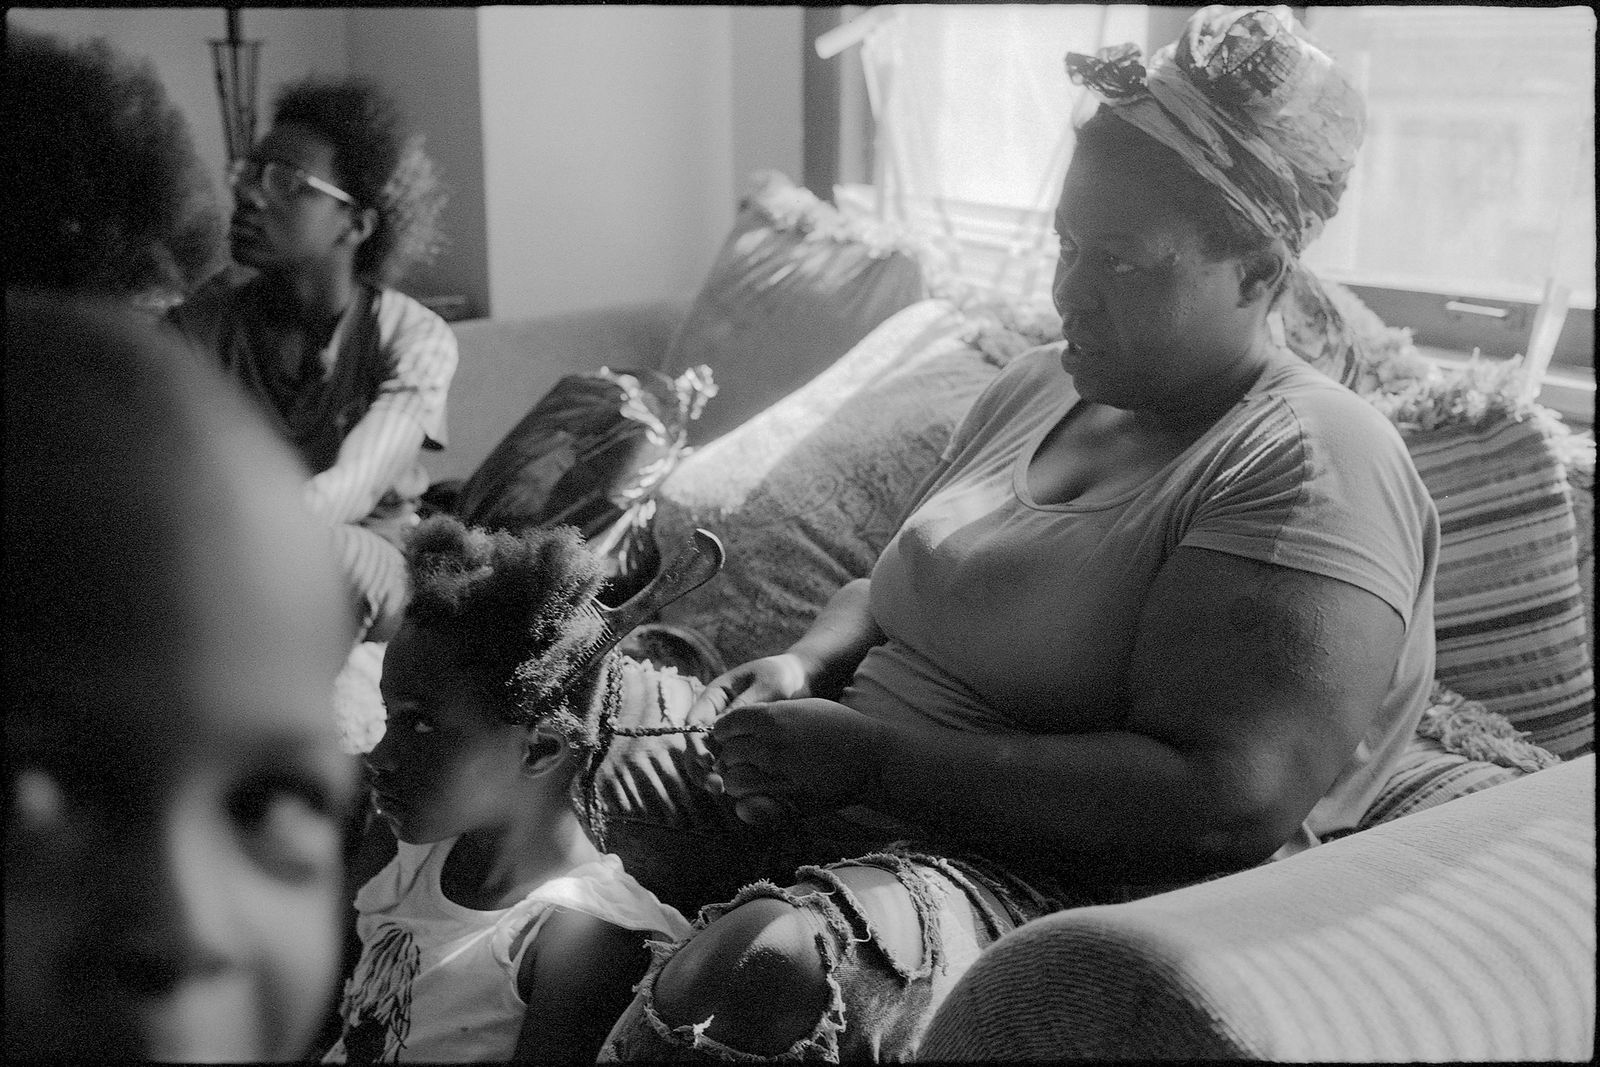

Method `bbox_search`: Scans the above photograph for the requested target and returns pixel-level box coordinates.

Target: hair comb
[516,528,726,716]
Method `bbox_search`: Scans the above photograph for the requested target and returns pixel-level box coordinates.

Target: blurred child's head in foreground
[3,289,356,1061]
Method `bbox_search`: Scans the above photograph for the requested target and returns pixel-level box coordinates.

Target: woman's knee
[652,896,831,1056]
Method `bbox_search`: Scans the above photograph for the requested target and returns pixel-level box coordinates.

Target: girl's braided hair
[402,516,610,751]
[402,515,711,848]
[271,76,447,288]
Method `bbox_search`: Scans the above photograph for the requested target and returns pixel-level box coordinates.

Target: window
[829,5,1149,302]
[1300,5,1595,386]
[823,4,1594,423]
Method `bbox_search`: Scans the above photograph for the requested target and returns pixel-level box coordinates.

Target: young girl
[322,516,693,1064]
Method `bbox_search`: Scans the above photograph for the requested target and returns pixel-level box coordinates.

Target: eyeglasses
[228,157,358,208]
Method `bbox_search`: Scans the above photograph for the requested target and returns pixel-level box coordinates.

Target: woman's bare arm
[713,546,1406,881]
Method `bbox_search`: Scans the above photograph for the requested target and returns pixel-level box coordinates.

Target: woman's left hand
[707,699,887,825]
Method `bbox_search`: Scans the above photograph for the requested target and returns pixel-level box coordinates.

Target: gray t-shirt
[844,345,1439,853]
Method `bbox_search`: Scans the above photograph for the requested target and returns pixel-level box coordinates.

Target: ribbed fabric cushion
[920,755,1596,1062]
[1569,456,1595,665]
[1405,414,1594,757]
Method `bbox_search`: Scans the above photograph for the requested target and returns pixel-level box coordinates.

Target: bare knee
[653,896,831,1055]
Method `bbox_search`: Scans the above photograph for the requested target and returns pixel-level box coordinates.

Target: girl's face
[229,122,360,277]
[1051,153,1261,415]
[366,624,532,845]
[4,460,356,1062]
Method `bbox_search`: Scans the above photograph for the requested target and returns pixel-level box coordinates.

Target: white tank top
[322,841,691,1063]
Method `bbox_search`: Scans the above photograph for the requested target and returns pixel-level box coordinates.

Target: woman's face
[366,624,531,845]
[4,458,356,1061]
[229,123,358,277]
[1051,152,1262,414]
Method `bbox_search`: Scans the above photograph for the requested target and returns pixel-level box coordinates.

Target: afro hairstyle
[270,76,447,288]
[4,28,225,306]
[401,515,613,749]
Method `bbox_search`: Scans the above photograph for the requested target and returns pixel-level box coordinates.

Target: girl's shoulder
[491,855,691,984]
[515,854,692,940]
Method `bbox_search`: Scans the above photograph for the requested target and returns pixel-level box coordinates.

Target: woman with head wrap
[598,7,1437,1062]
[171,77,457,645]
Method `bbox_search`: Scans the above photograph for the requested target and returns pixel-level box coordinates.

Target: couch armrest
[921,755,1596,1062]
[426,298,690,483]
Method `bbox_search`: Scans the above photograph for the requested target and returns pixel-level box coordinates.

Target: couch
[921,753,1595,1062]
[340,171,1596,1059]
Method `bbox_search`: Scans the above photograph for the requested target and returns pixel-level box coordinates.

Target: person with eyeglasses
[172,76,457,647]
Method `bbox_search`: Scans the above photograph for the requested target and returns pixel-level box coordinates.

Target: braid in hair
[403,515,715,852]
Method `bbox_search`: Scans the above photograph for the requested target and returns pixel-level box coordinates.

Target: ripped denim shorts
[598,839,1177,1062]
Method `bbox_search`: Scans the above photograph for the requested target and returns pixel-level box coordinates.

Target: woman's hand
[689,653,813,721]
[686,654,810,789]
[706,699,887,825]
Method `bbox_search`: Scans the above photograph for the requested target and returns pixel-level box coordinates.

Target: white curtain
[842,5,1149,302]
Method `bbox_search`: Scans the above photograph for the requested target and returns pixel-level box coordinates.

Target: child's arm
[511,908,659,1063]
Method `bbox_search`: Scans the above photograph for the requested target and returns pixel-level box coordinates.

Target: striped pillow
[1404,413,1593,757]
[1358,735,1524,829]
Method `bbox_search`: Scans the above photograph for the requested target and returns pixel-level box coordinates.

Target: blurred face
[365,624,531,845]
[229,123,359,276]
[1051,152,1259,413]
[3,455,356,1060]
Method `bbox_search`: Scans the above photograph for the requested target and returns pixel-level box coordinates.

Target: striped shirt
[173,273,458,526]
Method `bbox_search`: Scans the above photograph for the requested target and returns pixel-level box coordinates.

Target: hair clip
[1065,43,1148,100]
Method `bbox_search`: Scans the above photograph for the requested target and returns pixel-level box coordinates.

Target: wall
[6,6,805,321]
[346,7,489,318]
[731,7,806,196]
[476,5,736,319]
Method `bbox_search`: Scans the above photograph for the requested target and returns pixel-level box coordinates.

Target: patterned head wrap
[1065,5,1365,256]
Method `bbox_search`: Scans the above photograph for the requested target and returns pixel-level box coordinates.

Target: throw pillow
[1355,737,1525,830]
[1414,680,1563,773]
[1357,681,1559,830]
[1388,364,1594,758]
[662,170,927,446]
[652,299,1007,668]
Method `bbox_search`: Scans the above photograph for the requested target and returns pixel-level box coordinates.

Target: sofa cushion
[1393,396,1593,758]
[662,170,928,446]
[653,299,1004,668]
[1355,740,1523,831]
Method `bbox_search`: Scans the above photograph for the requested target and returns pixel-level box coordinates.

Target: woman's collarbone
[1029,405,1194,506]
